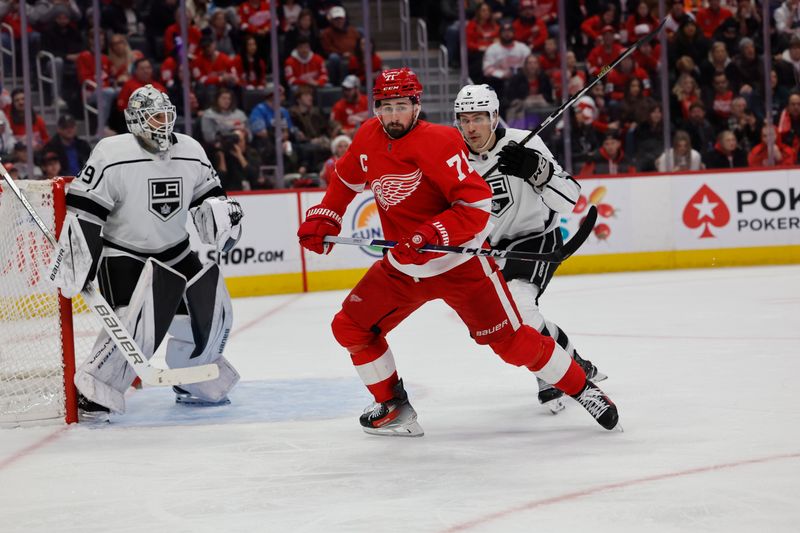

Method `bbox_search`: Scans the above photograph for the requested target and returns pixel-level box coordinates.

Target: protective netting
[0,180,98,426]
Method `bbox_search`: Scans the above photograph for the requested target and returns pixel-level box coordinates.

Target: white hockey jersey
[465,128,580,246]
[66,133,224,265]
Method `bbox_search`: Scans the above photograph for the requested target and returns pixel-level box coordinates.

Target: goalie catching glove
[191,197,244,252]
[47,213,102,298]
[497,141,555,193]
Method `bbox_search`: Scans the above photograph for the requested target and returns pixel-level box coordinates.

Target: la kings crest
[486,173,513,217]
[148,177,182,221]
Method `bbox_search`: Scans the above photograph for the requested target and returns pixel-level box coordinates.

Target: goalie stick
[0,165,219,387]
[481,18,666,179]
[326,205,597,263]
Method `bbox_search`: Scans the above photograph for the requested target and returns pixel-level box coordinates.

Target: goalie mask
[125,84,177,152]
[454,84,500,151]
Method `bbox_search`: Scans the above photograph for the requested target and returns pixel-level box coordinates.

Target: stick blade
[556,205,598,262]
[141,363,220,386]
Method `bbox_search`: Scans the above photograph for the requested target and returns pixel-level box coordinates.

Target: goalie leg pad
[75,257,187,413]
[164,263,239,402]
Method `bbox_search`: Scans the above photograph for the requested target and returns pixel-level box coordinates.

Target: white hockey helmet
[125,84,177,152]
[454,84,499,123]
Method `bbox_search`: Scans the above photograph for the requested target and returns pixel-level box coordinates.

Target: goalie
[49,85,244,421]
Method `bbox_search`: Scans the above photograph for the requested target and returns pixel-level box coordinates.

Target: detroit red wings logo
[370,169,422,210]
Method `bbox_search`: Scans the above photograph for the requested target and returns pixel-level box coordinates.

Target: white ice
[1,265,799,533]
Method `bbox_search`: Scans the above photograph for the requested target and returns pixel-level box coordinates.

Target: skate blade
[78,411,110,424]
[543,397,565,414]
[362,420,425,437]
[593,371,608,382]
[175,396,231,407]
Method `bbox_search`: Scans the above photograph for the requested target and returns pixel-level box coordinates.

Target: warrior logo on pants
[148,178,182,221]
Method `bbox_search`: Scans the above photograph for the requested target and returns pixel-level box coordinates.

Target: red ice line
[442,451,800,532]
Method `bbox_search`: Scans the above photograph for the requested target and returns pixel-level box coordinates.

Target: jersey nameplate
[148,177,183,221]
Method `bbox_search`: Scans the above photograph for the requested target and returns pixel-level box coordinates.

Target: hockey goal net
[0,178,99,426]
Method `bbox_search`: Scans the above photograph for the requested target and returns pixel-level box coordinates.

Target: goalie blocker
[76,252,239,414]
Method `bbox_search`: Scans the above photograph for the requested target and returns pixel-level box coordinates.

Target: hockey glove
[192,197,244,252]
[297,205,342,254]
[391,224,444,266]
[497,141,555,193]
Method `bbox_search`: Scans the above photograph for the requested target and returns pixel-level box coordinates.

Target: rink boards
[191,167,800,297]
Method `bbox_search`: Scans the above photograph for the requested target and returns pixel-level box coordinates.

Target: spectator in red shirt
[581,4,618,45]
[319,134,351,187]
[4,89,49,151]
[704,72,735,129]
[538,37,560,75]
[320,6,360,86]
[233,34,268,90]
[285,36,330,88]
[513,0,548,52]
[330,75,368,137]
[551,51,587,101]
[465,2,499,82]
[778,91,800,153]
[633,37,661,77]
[164,8,201,59]
[76,29,118,133]
[748,125,797,167]
[116,59,168,111]
[586,25,623,76]
[696,0,733,38]
[191,36,238,88]
[605,55,651,102]
[239,0,273,35]
[348,36,383,85]
[625,2,659,44]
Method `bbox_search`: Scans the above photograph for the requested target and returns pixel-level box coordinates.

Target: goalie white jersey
[66,133,224,265]
[465,128,580,246]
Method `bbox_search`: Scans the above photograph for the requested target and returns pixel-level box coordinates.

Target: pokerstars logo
[682,184,731,238]
[351,197,384,258]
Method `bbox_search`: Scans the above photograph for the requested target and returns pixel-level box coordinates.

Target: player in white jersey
[454,84,606,413]
[48,85,244,420]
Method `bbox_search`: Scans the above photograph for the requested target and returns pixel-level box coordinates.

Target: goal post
[0,178,96,426]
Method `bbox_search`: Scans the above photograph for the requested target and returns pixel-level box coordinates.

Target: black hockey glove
[497,141,555,193]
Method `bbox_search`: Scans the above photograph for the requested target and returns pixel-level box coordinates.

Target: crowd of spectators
[1,0,798,185]
[437,0,800,175]
[0,0,382,189]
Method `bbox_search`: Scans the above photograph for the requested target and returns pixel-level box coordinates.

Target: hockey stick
[326,205,597,263]
[481,18,666,179]
[0,166,219,387]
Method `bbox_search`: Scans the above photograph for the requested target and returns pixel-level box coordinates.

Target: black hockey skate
[536,377,565,414]
[173,386,231,406]
[571,380,620,430]
[359,379,424,437]
[77,393,110,423]
[573,352,607,382]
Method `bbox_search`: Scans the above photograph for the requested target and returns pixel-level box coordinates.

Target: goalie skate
[173,386,231,406]
[536,377,565,414]
[77,393,110,423]
[571,380,620,431]
[360,379,424,437]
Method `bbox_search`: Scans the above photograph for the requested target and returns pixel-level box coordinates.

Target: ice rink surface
[2,265,799,532]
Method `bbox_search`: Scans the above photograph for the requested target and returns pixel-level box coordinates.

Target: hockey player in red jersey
[297,68,619,436]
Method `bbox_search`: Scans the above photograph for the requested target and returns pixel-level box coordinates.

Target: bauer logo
[351,197,383,258]
[148,178,182,221]
[682,184,730,238]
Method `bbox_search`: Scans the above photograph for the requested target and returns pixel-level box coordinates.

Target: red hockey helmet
[373,68,423,103]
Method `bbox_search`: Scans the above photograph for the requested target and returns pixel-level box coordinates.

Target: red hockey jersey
[331,118,493,278]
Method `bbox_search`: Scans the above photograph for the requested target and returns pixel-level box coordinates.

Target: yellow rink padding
[225,272,306,298]
[558,245,800,275]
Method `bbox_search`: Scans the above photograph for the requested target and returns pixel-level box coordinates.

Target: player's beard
[384,120,411,139]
